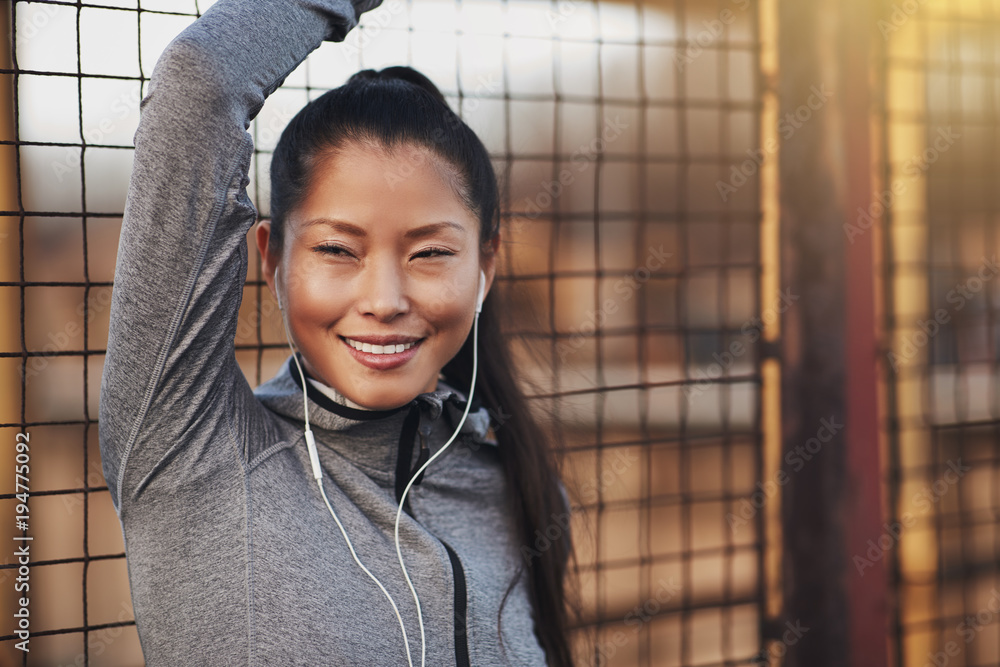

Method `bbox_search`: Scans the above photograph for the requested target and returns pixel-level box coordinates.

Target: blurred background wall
[882,2,1000,665]
[0,0,997,666]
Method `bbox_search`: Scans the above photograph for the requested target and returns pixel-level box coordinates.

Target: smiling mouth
[341,337,423,355]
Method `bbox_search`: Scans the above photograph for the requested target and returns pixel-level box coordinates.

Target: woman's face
[256,140,497,411]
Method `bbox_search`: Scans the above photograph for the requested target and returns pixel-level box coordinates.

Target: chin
[342,366,441,411]
[349,386,424,411]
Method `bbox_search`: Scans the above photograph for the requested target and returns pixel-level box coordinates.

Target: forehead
[292,140,476,236]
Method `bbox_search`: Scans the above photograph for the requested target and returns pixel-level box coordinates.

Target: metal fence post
[777,0,888,665]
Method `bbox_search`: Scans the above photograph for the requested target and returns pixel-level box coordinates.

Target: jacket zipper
[413,432,429,485]
[398,433,471,667]
[440,539,471,667]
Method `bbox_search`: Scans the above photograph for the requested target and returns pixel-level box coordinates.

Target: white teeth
[345,338,417,355]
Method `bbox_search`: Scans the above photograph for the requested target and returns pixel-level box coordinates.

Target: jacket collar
[253,354,497,481]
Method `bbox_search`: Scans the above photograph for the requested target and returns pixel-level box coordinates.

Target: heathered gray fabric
[97,1,549,664]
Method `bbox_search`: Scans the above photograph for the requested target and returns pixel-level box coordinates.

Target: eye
[314,244,354,258]
[412,247,456,259]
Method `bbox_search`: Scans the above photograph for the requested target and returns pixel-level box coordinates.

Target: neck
[305,376,373,411]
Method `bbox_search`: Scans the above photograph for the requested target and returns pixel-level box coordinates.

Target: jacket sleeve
[99,0,382,512]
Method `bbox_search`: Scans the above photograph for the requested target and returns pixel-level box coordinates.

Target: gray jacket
[98,0,548,664]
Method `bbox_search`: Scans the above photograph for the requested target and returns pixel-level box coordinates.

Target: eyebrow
[304,218,467,240]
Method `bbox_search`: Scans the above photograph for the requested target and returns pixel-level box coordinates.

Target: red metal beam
[841,0,889,664]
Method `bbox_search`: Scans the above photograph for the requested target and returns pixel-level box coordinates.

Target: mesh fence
[0,0,768,665]
[882,1,1000,666]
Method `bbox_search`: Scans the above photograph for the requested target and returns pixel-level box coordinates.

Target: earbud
[274,268,283,310]
[475,270,485,314]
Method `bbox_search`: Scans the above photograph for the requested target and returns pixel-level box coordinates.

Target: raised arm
[99,0,381,511]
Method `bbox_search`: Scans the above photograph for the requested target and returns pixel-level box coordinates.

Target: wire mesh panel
[882,1,1000,665]
[519,1,769,665]
[0,2,212,665]
[0,0,768,665]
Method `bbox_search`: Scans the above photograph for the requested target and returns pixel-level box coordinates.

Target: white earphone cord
[278,280,418,667]
[275,269,484,667]
[394,312,479,667]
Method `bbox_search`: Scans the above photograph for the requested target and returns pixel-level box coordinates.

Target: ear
[255,221,278,300]
[480,232,500,302]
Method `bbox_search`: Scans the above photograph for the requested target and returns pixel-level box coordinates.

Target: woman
[98,0,575,665]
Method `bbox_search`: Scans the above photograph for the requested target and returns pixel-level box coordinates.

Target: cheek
[418,273,478,328]
[420,286,478,365]
[291,271,351,327]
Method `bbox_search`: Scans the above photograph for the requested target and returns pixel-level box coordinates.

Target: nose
[356,260,409,322]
